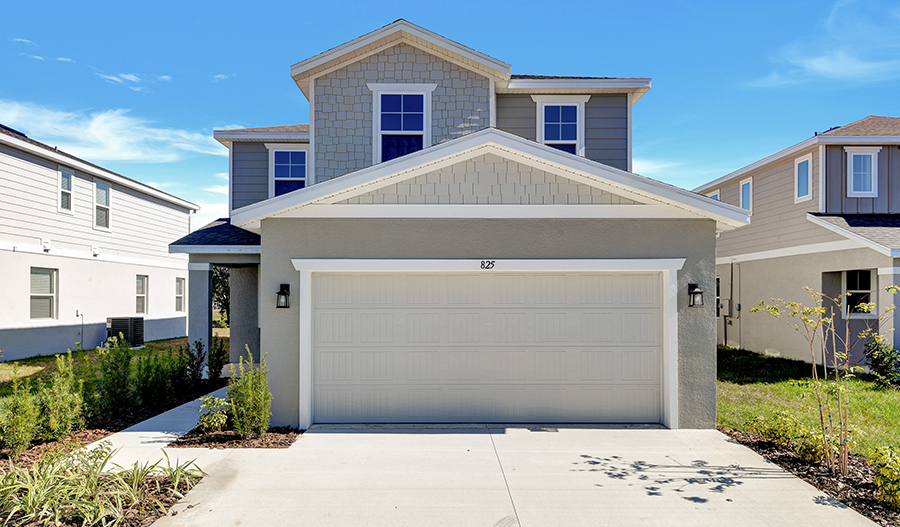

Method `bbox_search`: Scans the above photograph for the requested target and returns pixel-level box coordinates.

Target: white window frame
[532,95,590,156]
[706,189,720,200]
[740,177,752,214]
[175,277,185,312]
[845,147,881,198]
[136,275,148,314]
[794,153,813,204]
[368,83,437,164]
[58,167,74,214]
[30,267,58,320]
[92,180,111,231]
[843,269,877,319]
[265,143,310,198]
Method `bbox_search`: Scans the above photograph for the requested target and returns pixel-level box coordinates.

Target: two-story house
[694,116,900,364]
[0,124,197,361]
[171,20,748,430]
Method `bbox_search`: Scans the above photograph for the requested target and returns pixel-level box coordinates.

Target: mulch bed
[721,427,899,527]
[0,428,112,470]
[168,426,301,449]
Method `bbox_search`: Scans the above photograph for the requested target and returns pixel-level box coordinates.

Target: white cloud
[96,73,143,85]
[203,185,228,195]
[190,201,229,232]
[0,99,226,162]
[96,73,125,84]
[11,38,34,45]
[215,172,228,181]
[129,87,149,93]
[147,181,177,190]
[212,74,229,82]
[118,73,140,83]
[19,53,44,61]
[632,158,682,176]
[157,75,172,81]
[56,57,75,63]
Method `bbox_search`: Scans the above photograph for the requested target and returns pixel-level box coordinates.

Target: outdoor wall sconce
[276,284,290,308]
[688,283,704,307]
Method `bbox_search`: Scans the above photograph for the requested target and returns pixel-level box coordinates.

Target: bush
[228,348,272,439]
[746,411,802,446]
[197,395,229,432]
[208,337,228,384]
[133,351,187,410]
[746,411,858,464]
[185,339,207,393]
[872,447,900,511]
[37,352,83,441]
[0,368,39,459]
[865,339,900,388]
[97,336,134,417]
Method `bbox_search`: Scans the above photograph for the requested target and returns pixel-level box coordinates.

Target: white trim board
[0,240,188,270]
[715,239,866,266]
[169,245,261,255]
[291,257,685,430]
[272,204,700,220]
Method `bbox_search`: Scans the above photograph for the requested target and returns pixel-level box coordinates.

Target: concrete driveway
[152,425,875,527]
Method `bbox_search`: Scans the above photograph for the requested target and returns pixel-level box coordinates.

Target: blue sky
[3,0,900,229]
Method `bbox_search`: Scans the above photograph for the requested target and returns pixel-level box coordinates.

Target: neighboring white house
[172,20,749,430]
[0,123,198,361]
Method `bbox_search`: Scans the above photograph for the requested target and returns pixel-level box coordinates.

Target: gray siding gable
[825,144,900,214]
[231,142,269,210]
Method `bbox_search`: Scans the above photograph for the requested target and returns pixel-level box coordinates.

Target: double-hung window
[740,177,752,213]
[94,181,110,229]
[30,268,57,319]
[175,277,185,312]
[532,95,589,156]
[368,83,436,163]
[845,147,880,198]
[265,144,308,197]
[844,269,876,318]
[59,169,73,213]
[794,154,812,203]
[136,275,148,314]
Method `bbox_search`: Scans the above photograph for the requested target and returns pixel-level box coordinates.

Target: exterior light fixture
[688,283,704,308]
[276,284,290,308]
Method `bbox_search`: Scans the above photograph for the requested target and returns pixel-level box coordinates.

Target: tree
[212,265,230,327]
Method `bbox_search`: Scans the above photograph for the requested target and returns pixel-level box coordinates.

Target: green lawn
[717,346,900,457]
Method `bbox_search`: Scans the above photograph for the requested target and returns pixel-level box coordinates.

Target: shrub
[746,411,802,446]
[185,339,207,394]
[37,352,83,441]
[872,447,900,511]
[746,411,858,464]
[97,335,134,417]
[0,368,39,459]
[208,337,228,384]
[197,395,229,432]
[228,348,272,439]
[133,353,170,409]
[864,339,900,388]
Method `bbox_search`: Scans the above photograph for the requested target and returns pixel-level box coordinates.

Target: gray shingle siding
[585,95,628,171]
[232,142,269,210]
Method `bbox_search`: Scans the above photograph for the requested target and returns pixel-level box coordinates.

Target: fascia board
[290,20,511,81]
[214,132,310,147]
[806,213,892,257]
[0,132,199,211]
[505,79,651,90]
[168,245,261,254]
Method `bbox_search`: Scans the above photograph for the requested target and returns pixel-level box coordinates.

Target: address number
[481,260,496,269]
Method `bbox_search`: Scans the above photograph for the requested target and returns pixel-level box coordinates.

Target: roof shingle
[170,218,260,247]
[811,213,900,249]
[820,116,900,137]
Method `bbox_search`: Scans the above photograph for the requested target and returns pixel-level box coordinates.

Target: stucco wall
[259,217,718,429]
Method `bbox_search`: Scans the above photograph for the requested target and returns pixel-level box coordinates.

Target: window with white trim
[59,169,73,213]
[845,147,880,198]
[740,178,752,212]
[94,181,110,229]
[265,144,308,197]
[844,269,876,318]
[30,268,57,319]
[175,277,185,312]
[368,83,436,163]
[795,154,812,203]
[707,190,720,200]
[136,275,148,314]
[532,95,590,156]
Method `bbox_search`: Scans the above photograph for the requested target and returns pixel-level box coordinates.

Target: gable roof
[0,123,198,211]
[214,124,309,146]
[808,213,900,257]
[231,127,749,232]
[820,115,900,136]
[169,218,261,253]
[290,20,512,98]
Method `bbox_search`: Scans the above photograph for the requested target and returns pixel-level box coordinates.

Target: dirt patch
[168,426,301,449]
[721,427,899,527]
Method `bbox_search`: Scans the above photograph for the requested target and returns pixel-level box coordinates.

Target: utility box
[106,317,144,347]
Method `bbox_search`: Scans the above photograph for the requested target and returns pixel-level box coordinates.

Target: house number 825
[481,260,495,269]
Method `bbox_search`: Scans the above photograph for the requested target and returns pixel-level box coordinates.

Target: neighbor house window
[532,95,590,156]
[59,169,73,213]
[707,190,720,200]
[136,275,148,314]
[30,268,57,319]
[844,269,876,318]
[175,277,185,312]
[795,154,812,203]
[265,144,308,197]
[94,181,110,229]
[845,147,881,198]
[368,83,436,163]
[740,177,752,212]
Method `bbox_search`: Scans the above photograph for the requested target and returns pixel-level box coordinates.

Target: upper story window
[59,168,73,213]
[368,83,436,163]
[707,190,720,200]
[136,275,148,314]
[740,177,752,213]
[844,269,876,318]
[795,154,812,203]
[30,267,57,320]
[93,181,110,230]
[265,144,308,197]
[532,95,590,156]
[845,147,881,198]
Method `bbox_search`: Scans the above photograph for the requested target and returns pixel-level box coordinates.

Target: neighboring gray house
[0,124,197,361]
[171,20,748,430]
[694,116,900,363]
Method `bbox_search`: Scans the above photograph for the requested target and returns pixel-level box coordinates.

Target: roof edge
[806,213,893,257]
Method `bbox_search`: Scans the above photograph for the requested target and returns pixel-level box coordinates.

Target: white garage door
[312,272,662,423]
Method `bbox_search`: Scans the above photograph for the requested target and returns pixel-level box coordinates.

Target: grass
[718,346,900,457]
